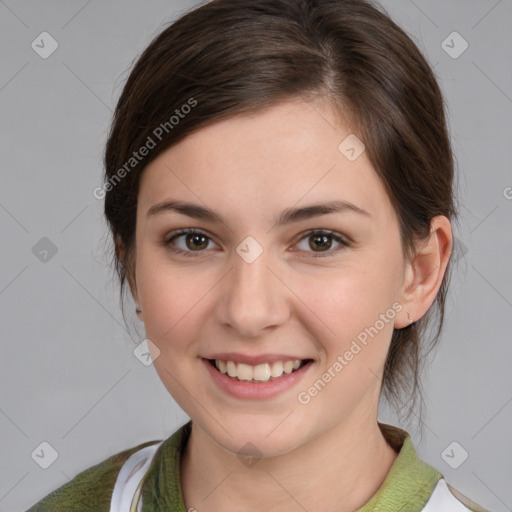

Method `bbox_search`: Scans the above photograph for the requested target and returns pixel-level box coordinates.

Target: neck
[180,415,399,512]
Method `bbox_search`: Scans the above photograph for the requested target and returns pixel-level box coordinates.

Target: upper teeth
[215,359,302,382]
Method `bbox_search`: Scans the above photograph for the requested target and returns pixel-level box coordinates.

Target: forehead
[138,97,392,223]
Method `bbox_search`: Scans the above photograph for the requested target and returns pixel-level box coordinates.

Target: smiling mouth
[206,358,313,382]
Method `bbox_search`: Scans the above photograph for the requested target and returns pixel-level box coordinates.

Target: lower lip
[202,358,313,400]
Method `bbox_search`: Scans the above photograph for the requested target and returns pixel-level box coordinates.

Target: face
[132,97,408,457]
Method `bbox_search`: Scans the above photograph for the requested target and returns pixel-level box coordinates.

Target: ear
[394,215,453,329]
[115,235,140,309]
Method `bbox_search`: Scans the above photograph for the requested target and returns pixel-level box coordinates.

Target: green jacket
[26,421,491,512]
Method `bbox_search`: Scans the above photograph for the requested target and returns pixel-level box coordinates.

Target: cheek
[294,264,398,375]
[135,248,212,350]
[141,277,207,342]
[138,265,210,401]
[304,265,395,330]
[295,274,397,407]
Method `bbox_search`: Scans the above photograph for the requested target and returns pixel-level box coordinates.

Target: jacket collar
[142,420,442,512]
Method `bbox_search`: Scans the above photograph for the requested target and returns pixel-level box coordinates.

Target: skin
[124,96,452,512]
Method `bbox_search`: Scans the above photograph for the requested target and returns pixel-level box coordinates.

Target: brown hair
[103,0,458,430]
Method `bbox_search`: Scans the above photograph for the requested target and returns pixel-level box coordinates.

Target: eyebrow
[146,199,371,226]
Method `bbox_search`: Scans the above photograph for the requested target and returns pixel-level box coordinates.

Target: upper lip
[203,353,312,365]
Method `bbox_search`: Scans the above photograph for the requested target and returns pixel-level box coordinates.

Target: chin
[197,412,311,459]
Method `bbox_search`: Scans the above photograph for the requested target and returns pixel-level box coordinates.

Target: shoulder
[422,478,494,512]
[25,439,162,512]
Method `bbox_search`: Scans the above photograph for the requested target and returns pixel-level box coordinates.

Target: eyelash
[161,228,351,259]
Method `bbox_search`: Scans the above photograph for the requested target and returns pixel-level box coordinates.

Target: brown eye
[309,233,333,251]
[163,228,216,257]
[185,232,209,250]
[294,230,349,258]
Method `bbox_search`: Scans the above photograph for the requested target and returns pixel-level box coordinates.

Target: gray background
[1,1,511,511]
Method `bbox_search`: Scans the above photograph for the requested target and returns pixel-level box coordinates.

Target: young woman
[26,0,492,511]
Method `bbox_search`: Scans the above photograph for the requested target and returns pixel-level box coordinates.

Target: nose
[216,247,291,337]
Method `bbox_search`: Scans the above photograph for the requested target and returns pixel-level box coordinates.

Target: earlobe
[130,278,143,321]
[128,273,140,313]
[116,235,141,310]
[394,216,453,329]
[394,260,415,329]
